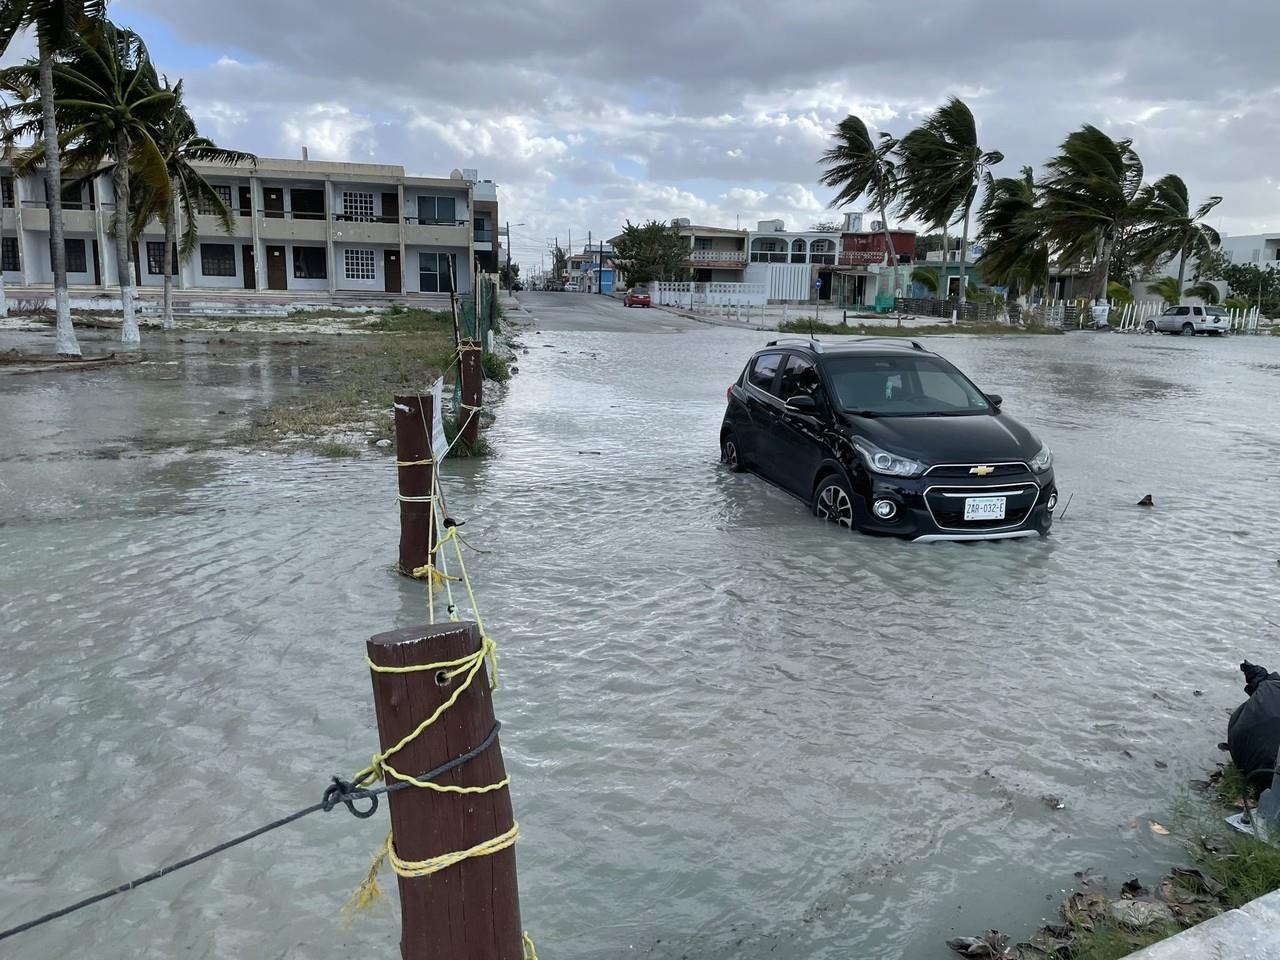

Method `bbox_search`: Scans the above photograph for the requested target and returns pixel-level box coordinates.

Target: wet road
[2,304,1279,959]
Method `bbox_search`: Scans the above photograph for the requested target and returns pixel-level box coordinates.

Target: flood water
[2,316,1279,959]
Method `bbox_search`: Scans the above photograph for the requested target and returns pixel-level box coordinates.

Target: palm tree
[133,81,254,328]
[819,114,900,265]
[1037,125,1145,302]
[1146,276,1181,304]
[1184,280,1220,304]
[910,266,938,295]
[895,97,1003,306]
[0,0,107,357]
[45,19,173,344]
[1131,174,1221,292]
[975,165,1048,299]
[1106,281,1133,306]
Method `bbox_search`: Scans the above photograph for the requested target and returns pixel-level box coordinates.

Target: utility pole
[588,230,592,292]
[505,220,512,293]
[597,240,604,295]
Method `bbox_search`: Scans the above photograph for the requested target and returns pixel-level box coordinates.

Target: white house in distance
[0,156,501,306]
[745,219,841,302]
[1219,232,1280,268]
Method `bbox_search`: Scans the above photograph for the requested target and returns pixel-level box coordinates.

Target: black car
[720,338,1057,541]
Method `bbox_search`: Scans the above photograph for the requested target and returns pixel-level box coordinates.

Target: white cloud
[280,104,374,159]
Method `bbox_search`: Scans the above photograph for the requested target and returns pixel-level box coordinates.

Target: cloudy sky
[6,1,1277,274]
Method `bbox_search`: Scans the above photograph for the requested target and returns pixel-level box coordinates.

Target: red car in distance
[625,290,651,308]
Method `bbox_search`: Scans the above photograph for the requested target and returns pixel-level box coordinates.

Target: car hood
[842,411,1042,465]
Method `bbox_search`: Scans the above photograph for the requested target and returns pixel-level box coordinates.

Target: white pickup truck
[1146,304,1230,336]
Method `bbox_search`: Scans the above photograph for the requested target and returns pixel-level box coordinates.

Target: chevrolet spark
[720,338,1057,541]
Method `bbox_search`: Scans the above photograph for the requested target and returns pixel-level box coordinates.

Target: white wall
[192,241,247,289]
[288,244,330,291]
[20,230,98,285]
[746,261,814,301]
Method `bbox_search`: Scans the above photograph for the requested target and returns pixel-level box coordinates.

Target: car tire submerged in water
[721,434,745,472]
[1183,323,1196,336]
[813,474,856,529]
[1145,320,1157,333]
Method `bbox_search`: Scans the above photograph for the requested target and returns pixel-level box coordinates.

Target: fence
[893,297,1001,323]
[460,275,499,346]
[651,281,767,308]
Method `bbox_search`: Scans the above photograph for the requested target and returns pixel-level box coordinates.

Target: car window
[1175,306,1191,316]
[779,355,821,400]
[1206,307,1227,317]
[1193,307,1204,316]
[748,353,783,394]
[823,355,991,416]
[1162,307,1179,316]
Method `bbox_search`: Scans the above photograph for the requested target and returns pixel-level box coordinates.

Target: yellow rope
[523,932,539,960]
[395,458,433,467]
[384,821,519,878]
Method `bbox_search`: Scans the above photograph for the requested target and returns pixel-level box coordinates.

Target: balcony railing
[810,253,836,265]
[23,199,97,211]
[474,230,493,242]
[839,251,886,266]
[689,248,747,263]
[405,217,469,227]
[750,251,787,263]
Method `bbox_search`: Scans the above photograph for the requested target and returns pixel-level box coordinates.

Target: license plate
[964,496,1006,521]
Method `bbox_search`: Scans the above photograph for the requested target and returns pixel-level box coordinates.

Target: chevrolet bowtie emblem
[970,465,995,476]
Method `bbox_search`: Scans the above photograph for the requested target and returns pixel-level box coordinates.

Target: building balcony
[332,218,399,245]
[19,201,99,234]
[474,230,493,243]
[404,219,469,248]
[749,252,787,263]
[839,251,886,266]
[689,248,747,264]
[258,213,327,242]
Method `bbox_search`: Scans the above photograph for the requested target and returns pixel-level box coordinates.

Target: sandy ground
[0,310,387,336]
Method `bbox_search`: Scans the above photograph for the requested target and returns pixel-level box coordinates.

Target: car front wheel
[813,474,856,529]
[1145,320,1157,333]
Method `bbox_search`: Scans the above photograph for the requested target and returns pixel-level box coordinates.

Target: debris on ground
[1137,494,1154,506]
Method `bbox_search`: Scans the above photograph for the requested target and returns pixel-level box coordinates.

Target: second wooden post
[395,393,435,578]
[458,342,483,449]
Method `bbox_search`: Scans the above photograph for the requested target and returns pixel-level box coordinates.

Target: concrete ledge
[1123,890,1280,959]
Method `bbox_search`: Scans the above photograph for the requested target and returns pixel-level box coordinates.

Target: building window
[290,188,325,220]
[344,248,376,280]
[418,252,453,292]
[1,176,13,208]
[294,246,327,279]
[200,243,236,277]
[342,191,375,222]
[65,238,87,273]
[197,184,233,216]
[146,241,178,275]
[473,217,492,241]
[694,237,712,250]
[2,236,18,271]
[417,195,456,224]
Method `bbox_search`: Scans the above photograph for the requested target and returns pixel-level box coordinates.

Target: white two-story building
[744,220,841,302]
[0,156,500,306]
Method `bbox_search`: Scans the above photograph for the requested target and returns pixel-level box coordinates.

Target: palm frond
[1184,280,1220,304]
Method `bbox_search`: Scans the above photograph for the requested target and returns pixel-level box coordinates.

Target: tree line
[0,0,254,357]
[820,97,1226,307]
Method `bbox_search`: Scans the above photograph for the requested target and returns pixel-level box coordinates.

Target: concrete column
[325,178,336,295]
[397,182,406,295]
[249,173,263,290]
[93,172,110,287]
[13,172,28,286]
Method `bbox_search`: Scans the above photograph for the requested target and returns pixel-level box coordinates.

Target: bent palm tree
[134,82,254,328]
[1131,174,1221,292]
[1038,125,1145,302]
[910,266,939,295]
[1146,276,1181,304]
[819,114,900,265]
[47,19,172,344]
[0,0,107,356]
[895,97,1003,305]
[976,165,1048,299]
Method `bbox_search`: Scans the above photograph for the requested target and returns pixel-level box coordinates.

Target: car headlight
[1030,445,1053,474]
[852,438,925,478]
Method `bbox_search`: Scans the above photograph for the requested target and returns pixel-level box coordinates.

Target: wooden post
[395,393,435,578]
[459,341,483,449]
[367,621,523,960]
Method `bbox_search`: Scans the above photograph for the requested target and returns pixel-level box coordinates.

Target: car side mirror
[986,393,1003,409]
[785,394,818,414]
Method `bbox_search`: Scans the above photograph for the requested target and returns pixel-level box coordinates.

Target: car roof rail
[850,336,927,351]
[764,337,823,353]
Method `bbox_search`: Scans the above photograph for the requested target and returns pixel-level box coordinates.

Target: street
[516,290,702,332]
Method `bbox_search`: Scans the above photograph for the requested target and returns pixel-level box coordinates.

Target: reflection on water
[2,327,1279,959]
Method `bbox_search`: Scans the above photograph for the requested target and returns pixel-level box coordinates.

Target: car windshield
[1206,307,1227,317]
[823,354,992,416]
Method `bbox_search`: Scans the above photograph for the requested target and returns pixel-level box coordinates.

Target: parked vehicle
[563,282,580,292]
[720,338,1057,541]
[1146,305,1230,336]
[625,290,651,308]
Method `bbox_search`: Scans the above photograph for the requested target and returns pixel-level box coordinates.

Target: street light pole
[505,220,512,292]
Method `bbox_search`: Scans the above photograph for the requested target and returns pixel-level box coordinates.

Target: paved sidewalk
[1122,889,1280,959]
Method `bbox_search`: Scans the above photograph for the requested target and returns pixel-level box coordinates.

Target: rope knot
[322,776,379,819]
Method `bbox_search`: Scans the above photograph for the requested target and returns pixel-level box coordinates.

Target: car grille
[924,483,1040,531]
[925,462,1031,479]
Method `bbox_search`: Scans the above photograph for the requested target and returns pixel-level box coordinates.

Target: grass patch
[315,440,359,458]
[1054,919,1181,960]
[1210,831,1280,908]
[285,307,374,322]
[225,332,454,448]
[482,351,511,383]
[777,319,1065,337]
[363,305,456,333]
